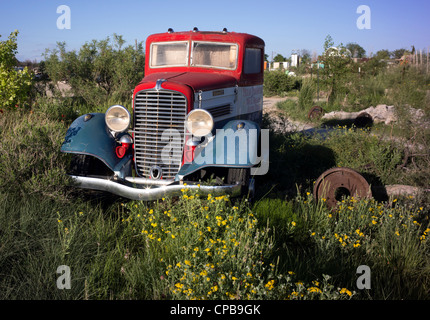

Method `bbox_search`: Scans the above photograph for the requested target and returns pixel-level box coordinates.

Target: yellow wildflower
[307,287,322,293]
[265,280,275,290]
[339,288,352,296]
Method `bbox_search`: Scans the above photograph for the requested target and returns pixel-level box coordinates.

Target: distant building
[272,61,290,70]
[291,54,299,67]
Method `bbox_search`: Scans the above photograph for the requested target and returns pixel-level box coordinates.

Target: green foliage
[298,78,316,110]
[117,191,353,300]
[263,70,301,96]
[273,54,286,62]
[321,35,353,106]
[0,100,429,299]
[391,48,407,59]
[292,193,430,299]
[43,34,145,106]
[345,73,387,109]
[345,42,366,58]
[375,49,391,60]
[0,30,33,110]
[0,109,72,198]
[317,127,403,185]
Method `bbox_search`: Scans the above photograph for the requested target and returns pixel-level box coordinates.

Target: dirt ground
[262,96,314,133]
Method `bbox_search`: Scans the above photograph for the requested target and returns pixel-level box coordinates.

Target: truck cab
[61,28,266,200]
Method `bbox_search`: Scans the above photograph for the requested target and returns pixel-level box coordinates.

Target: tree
[345,42,366,58]
[299,49,311,65]
[43,34,145,106]
[321,35,352,106]
[273,54,286,62]
[391,48,406,60]
[0,30,33,110]
[375,49,391,60]
[359,49,390,76]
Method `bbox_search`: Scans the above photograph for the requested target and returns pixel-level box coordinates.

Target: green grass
[1,183,428,299]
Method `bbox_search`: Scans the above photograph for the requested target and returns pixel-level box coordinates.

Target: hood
[138,72,238,92]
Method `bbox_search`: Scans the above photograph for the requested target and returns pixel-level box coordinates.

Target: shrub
[263,71,300,96]
[0,30,33,110]
[121,189,350,300]
[299,193,430,299]
[43,34,145,107]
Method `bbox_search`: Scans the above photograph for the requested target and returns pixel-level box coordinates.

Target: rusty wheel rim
[308,106,324,120]
[313,167,372,209]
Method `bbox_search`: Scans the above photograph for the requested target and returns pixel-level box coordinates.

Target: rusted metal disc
[313,167,372,209]
[308,106,324,120]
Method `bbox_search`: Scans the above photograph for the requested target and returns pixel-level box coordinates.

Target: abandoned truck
[61,28,268,201]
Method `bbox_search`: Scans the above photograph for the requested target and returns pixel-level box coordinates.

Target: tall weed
[0,109,72,198]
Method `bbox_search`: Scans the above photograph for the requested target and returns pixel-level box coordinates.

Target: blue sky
[1,0,429,62]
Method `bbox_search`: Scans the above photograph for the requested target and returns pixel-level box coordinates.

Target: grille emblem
[155,79,167,91]
[150,165,162,180]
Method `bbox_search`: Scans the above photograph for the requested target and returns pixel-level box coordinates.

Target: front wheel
[68,154,112,177]
[227,168,254,200]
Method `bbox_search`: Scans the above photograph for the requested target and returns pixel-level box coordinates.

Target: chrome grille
[134,90,187,180]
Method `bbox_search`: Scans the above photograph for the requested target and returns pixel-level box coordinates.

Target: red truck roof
[143,29,265,87]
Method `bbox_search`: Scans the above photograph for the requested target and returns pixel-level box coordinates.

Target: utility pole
[317,63,320,101]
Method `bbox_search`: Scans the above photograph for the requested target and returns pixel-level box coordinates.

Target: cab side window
[244,48,262,74]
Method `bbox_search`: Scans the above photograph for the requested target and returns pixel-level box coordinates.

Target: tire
[68,154,112,177]
[227,168,254,200]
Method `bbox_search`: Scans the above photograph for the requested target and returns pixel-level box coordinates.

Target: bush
[43,34,145,107]
[120,190,352,300]
[298,193,430,299]
[263,71,301,96]
[0,30,33,110]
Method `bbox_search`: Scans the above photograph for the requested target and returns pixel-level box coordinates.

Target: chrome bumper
[69,175,242,201]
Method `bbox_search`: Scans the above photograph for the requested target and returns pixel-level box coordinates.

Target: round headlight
[186,109,214,137]
[105,105,130,133]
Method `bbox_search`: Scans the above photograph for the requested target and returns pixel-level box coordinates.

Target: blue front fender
[61,113,129,172]
[176,120,261,180]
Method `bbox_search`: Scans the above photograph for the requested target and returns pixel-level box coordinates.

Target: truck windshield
[150,41,189,67]
[191,42,237,69]
[149,41,238,70]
